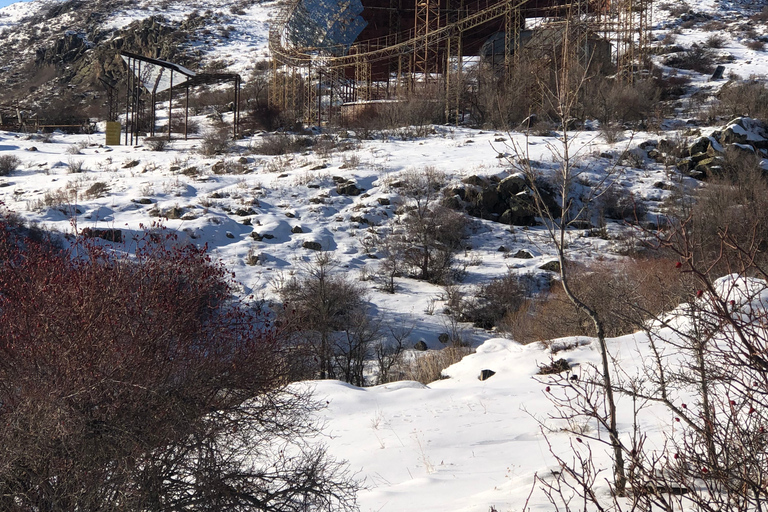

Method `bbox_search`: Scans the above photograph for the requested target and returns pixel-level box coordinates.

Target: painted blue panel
[286,0,367,54]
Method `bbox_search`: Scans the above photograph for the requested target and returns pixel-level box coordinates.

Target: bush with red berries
[0,221,358,511]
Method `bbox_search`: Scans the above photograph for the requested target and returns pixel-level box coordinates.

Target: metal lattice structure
[120,51,242,145]
[269,0,652,124]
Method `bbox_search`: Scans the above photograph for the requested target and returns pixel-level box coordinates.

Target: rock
[238,156,248,164]
[478,188,500,212]
[302,240,322,251]
[211,161,225,173]
[225,232,234,239]
[180,212,197,221]
[694,156,725,177]
[163,206,183,219]
[540,260,561,273]
[291,225,304,233]
[377,197,391,206]
[122,160,140,168]
[438,333,450,344]
[81,228,122,243]
[676,157,694,173]
[513,249,533,259]
[689,136,711,156]
[413,340,428,351]
[136,198,152,204]
[442,194,463,211]
[350,215,369,225]
[479,369,496,381]
[497,174,527,198]
[461,175,488,187]
[498,245,509,252]
[336,182,362,196]
[285,212,295,218]
[26,146,38,152]
[235,208,256,216]
[251,232,263,241]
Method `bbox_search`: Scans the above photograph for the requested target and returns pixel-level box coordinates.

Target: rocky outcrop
[641,117,768,181]
[443,173,558,226]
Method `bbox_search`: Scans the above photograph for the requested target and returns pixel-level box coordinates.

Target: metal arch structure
[120,51,242,145]
[268,0,653,125]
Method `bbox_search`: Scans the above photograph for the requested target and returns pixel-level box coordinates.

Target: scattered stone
[498,245,508,252]
[513,249,533,259]
[180,212,198,221]
[479,369,496,381]
[26,146,38,152]
[461,175,488,187]
[136,198,152,204]
[285,212,295,218]
[377,197,390,206]
[303,240,322,250]
[540,260,561,273]
[336,182,362,195]
[413,340,428,351]
[438,333,450,344]
[163,206,183,219]
[225,232,234,239]
[234,207,256,216]
[291,225,304,233]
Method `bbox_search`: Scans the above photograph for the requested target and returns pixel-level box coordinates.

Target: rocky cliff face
[0,0,262,119]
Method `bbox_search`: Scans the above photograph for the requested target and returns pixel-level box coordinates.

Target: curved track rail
[269,0,583,69]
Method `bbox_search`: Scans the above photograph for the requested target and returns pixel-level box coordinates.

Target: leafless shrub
[664,45,716,73]
[252,133,314,155]
[712,80,768,119]
[399,346,474,385]
[84,181,109,199]
[704,34,727,49]
[751,6,768,22]
[0,225,360,511]
[501,259,690,343]
[658,0,690,16]
[199,123,231,156]
[67,158,86,174]
[397,168,469,284]
[145,136,168,151]
[0,154,21,176]
[457,272,538,329]
[276,252,373,385]
[745,39,765,51]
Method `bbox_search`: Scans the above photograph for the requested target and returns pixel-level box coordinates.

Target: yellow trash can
[105,121,121,146]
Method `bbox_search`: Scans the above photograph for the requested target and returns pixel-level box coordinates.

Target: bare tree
[506,24,630,495]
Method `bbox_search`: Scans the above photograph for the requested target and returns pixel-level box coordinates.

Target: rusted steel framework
[269,0,651,124]
[120,51,242,145]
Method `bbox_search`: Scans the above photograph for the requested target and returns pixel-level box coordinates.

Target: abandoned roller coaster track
[267,0,651,123]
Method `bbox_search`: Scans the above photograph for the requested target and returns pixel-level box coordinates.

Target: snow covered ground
[1,0,768,510]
